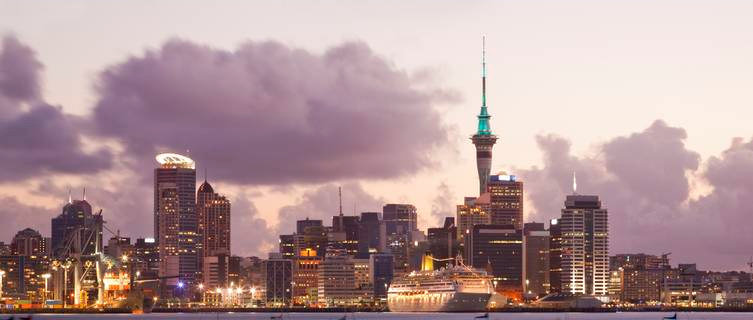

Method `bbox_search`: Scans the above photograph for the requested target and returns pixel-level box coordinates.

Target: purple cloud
[518,120,751,270]
[0,35,112,181]
[91,39,452,185]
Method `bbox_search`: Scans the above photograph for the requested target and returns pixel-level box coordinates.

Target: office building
[559,194,609,296]
[154,153,198,287]
[467,224,523,294]
[523,222,550,297]
[549,218,563,293]
[427,217,458,270]
[317,251,358,307]
[370,253,394,304]
[456,197,490,243]
[357,212,386,258]
[486,174,524,230]
[51,195,103,258]
[292,249,321,307]
[265,253,292,307]
[197,179,231,257]
[331,214,360,256]
[11,228,49,257]
[383,204,417,274]
[133,238,159,277]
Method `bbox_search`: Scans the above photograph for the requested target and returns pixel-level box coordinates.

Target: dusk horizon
[2,0,753,314]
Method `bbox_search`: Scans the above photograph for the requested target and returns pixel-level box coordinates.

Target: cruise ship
[387,254,494,312]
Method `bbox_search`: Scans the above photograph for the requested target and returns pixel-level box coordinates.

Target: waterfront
[4,313,753,320]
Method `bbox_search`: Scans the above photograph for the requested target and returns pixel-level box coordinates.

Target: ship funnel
[421,251,434,271]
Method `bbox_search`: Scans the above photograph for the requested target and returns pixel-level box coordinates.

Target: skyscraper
[197,179,231,257]
[471,37,498,195]
[51,195,102,258]
[523,222,550,297]
[265,252,293,307]
[357,212,386,258]
[456,197,490,243]
[466,224,523,294]
[548,218,563,294]
[154,153,198,287]
[486,174,524,230]
[383,204,418,274]
[559,193,609,296]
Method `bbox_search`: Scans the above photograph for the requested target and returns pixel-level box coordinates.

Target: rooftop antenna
[204,167,208,182]
[68,189,72,204]
[572,171,578,194]
[482,35,487,107]
[338,186,343,217]
[82,187,86,201]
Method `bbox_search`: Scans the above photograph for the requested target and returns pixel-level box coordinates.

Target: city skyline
[3,1,753,273]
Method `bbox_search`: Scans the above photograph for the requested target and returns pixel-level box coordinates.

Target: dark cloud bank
[92,39,452,185]
[2,36,753,268]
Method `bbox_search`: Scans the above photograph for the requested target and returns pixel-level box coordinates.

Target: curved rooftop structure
[155,152,195,169]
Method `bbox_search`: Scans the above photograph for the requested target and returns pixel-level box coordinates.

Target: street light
[42,273,51,302]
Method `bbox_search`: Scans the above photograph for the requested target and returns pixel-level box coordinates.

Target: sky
[1,0,753,271]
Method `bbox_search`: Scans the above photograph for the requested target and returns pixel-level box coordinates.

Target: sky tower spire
[471,36,498,195]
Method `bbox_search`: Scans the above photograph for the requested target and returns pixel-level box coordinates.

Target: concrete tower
[472,37,498,195]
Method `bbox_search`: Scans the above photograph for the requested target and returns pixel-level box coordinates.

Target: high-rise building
[317,251,357,307]
[357,212,386,259]
[456,197,490,243]
[471,38,498,196]
[523,222,550,297]
[154,153,198,287]
[369,253,394,305]
[197,179,231,258]
[203,253,232,289]
[51,195,103,258]
[133,238,159,277]
[466,224,523,295]
[559,194,609,296]
[279,234,296,260]
[331,215,360,256]
[292,248,321,307]
[383,204,418,274]
[265,252,293,307]
[427,217,457,270]
[0,255,49,301]
[486,174,524,230]
[548,218,563,294]
[11,228,48,257]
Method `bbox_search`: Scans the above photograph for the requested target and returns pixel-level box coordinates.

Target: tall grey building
[559,193,609,296]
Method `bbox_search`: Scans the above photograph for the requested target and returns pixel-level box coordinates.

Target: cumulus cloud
[231,193,276,257]
[0,35,112,181]
[91,39,452,185]
[518,120,752,270]
[277,182,384,235]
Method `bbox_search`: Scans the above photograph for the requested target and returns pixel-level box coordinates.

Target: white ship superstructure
[387,255,494,312]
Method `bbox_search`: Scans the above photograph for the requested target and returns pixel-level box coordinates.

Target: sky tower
[472,37,498,195]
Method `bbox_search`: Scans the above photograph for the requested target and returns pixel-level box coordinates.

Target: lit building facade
[265,253,292,307]
[485,174,524,230]
[197,180,231,258]
[154,153,198,287]
[11,228,49,257]
[383,204,417,274]
[559,195,609,296]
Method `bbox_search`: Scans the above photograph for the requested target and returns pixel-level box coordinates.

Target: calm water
[3,313,753,320]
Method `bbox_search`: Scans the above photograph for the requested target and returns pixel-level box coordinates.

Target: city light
[177,281,184,288]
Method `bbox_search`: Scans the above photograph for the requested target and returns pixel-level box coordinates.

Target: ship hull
[388,292,491,312]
